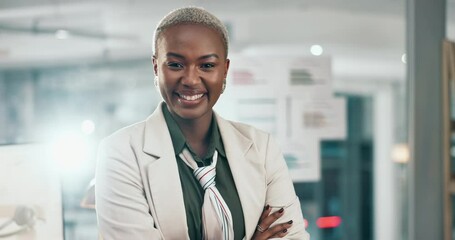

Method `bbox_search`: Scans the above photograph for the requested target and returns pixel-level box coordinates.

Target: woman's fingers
[252,207,293,240]
[260,208,284,229]
[259,205,272,222]
[268,220,293,238]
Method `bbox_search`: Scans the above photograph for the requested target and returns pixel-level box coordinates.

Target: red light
[303,218,309,228]
[316,216,342,228]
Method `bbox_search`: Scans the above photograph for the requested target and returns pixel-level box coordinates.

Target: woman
[95,7,310,240]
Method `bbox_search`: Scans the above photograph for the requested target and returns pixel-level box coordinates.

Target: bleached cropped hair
[153,7,229,57]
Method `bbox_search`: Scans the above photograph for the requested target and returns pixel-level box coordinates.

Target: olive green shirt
[162,104,245,240]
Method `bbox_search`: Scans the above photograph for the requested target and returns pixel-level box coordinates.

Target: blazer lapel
[216,114,267,239]
[143,103,189,240]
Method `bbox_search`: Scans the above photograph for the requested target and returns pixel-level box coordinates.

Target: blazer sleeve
[95,137,163,240]
[264,135,310,240]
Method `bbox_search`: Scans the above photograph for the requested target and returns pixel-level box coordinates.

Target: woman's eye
[167,62,183,69]
[200,63,215,69]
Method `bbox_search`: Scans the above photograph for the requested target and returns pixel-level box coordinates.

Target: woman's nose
[181,66,200,86]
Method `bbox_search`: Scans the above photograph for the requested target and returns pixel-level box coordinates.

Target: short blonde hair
[153,7,229,57]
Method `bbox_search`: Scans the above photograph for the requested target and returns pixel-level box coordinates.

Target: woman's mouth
[177,93,205,101]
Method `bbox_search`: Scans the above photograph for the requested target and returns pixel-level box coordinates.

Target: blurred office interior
[0,0,452,239]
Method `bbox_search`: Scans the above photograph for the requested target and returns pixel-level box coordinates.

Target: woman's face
[153,24,229,121]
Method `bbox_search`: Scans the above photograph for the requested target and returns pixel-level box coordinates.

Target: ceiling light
[392,143,409,163]
[401,53,407,64]
[310,45,323,56]
[55,29,70,40]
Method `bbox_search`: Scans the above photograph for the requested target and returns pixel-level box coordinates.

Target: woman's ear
[224,58,230,79]
[152,55,158,76]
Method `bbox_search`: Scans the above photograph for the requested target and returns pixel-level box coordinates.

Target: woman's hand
[251,205,293,239]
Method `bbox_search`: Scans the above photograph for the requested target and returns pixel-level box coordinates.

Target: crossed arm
[95,134,310,240]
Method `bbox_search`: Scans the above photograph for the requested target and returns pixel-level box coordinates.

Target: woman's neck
[173,111,213,158]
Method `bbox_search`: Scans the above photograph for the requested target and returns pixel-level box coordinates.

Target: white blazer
[95,102,310,240]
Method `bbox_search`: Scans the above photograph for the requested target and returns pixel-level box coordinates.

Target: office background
[0,0,452,239]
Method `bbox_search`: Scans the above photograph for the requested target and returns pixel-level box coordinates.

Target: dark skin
[172,110,212,157]
[153,24,293,239]
[252,206,293,239]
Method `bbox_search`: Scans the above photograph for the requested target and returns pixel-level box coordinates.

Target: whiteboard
[0,144,63,240]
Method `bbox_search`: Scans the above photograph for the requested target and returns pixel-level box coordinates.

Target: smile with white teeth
[178,93,204,101]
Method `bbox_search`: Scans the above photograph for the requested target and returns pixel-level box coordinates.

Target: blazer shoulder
[223,119,271,144]
[97,120,149,173]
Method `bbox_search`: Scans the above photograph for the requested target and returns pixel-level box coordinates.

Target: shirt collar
[162,103,226,159]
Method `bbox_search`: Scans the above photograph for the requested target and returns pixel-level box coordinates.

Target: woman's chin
[173,107,213,121]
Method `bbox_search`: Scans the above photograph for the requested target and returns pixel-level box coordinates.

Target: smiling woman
[153,24,228,123]
[95,6,310,240]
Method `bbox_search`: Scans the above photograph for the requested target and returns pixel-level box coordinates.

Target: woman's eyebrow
[199,54,219,60]
[165,52,220,60]
[166,52,185,59]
